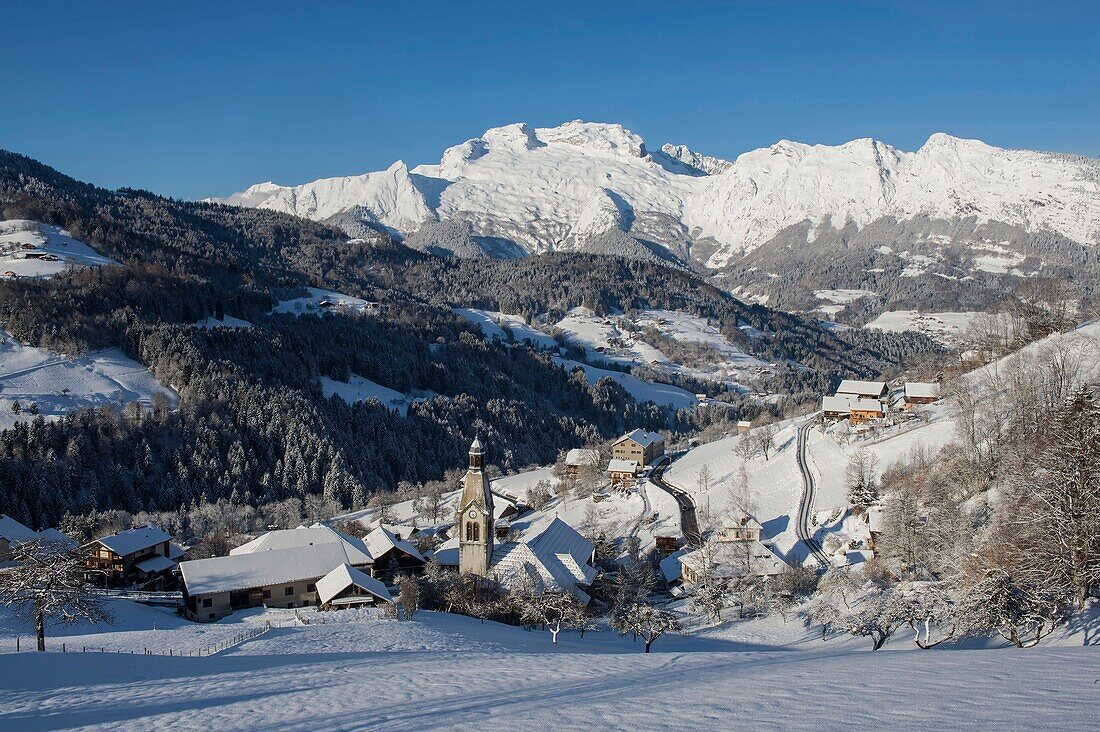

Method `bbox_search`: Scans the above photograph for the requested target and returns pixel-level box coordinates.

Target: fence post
[62,643,66,653]
[16,637,19,652]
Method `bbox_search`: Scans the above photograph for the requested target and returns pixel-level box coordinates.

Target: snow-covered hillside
[212,122,1100,268]
[2,601,1097,731]
[0,334,178,431]
[0,220,117,278]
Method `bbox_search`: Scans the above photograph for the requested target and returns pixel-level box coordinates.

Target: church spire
[458,436,494,576]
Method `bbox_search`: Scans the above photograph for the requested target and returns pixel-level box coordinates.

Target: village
[0,370,945,633]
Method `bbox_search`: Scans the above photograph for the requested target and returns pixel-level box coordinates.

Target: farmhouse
[231,524,373,566]
[821,395,853,420]
[679,537,785,585]
[564,448,600,476]
[606,458,640,489]
[611,428,665,467]
[363,525,427,582]
[835,379,888,401]
[718,515,763,543]
[180,543,357,622]
[316,563,393,610]
[0,514,40,562]
[903,382,941,407]
[84,525,184,587]
[849,399,885,425]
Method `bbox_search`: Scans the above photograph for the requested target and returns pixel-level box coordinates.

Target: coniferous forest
[0,150,935,529]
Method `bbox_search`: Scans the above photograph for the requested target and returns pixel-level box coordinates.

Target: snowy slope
[3,605,1097,731]
[0,334,178,431]
[213,123,1100,268]
[0,220,117,278]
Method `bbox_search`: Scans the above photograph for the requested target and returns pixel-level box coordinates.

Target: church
[439,438,599,604]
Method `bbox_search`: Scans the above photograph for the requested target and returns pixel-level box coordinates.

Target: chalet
[2,271,16,278]
[849,399,885,425]
[19,242,37,250]
[736,420,752,434]
[0,514,40,562]
[654,527,681,555]
[364,525,427,582]
[607,459,640,489]
[867,507,885,553]
[821,395,853,420]
[718,515,763,543]
[679,537,785,585]
[903,382,941,407]
[231,524,373,568]
[611,428,665,467]
[835,379,889,401]
[85,525,182,587]
[180,543,358,621]
[316,563,393,610]
[564,448,600,476]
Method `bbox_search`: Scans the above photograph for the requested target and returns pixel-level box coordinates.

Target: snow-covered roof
[168,542,188,560]
[36,528,77,548]
[94,525,171,556]
[430,535,459,566]
[614,429,663,448]
[0,514,39,543]
[489,517,597,604]
[315,563,392,605]
[904,382,941,399]
[727,515,763,531]
[378,524,420,540]
[850,399,884,413]
[364,526,425,563]
[836,379,887,398]
[867,507,885,532]
[180,543,355,596]
[607,459,639,473]
[660,549,686,583]
[230,525,372,566]
[135,555,176,575]
[565,448,600,467]
[680,540,787,580]
[821,395,853,413]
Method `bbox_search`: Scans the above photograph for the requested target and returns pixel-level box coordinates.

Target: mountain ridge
[212,121,1100,271]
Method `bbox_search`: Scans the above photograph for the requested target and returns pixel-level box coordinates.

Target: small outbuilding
[316,563,393,610]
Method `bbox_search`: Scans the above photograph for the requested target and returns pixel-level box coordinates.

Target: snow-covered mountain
[211,121,1100,269]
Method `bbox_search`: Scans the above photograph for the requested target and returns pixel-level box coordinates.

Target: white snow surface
[552,356,698,409]
[321,373,427,416]
[865,310,980,346]
[453,308,557,349]
[0,220,117,278]
[271,287,374,316]
[2,602,1097,731]
[212,123,1100,267]
[0,333,178,430]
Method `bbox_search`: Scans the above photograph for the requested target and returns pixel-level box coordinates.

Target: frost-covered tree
[845,448,879,506]
[955,569,1059,648]
[841,587,905,651]
[518,588,586,645]
[894,583,957,649]
[689,574,731,622]
[396,574,420,620]
[612,601,681,653]
[0,542,112,651]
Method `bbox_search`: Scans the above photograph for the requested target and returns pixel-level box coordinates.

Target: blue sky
[2,0,1096,199]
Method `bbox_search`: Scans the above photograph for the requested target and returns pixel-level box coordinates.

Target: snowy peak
[214,123,1100,267]
[661,143,732,175]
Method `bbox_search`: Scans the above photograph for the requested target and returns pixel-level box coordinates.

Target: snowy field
[321,373,428,416]
[0,334,178,430]
[271,287,377,316]
[1,603,1097,731]
[552,307,765,383]
[813,288,876,316]
[195,314,253,329]
[454,308,557,349]
[0,220,117,279]
[865,309,979,346]
[552,356,698,410]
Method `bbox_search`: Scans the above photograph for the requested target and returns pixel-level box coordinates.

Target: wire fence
[1,617,307,657]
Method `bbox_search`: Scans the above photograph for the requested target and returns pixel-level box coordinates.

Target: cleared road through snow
[795,418,830,565]
[649,455,699,543]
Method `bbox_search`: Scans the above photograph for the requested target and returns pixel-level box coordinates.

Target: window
[465,522,473,541]
[202,598,212,608]
[208,613,215,619]
[287,602,294,609]
[472,522,480,542]
[306,583,315,592]
[262,589,271,599]
[284,586,294,596]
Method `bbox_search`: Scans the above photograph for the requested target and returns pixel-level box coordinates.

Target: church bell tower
[458,437,495,576]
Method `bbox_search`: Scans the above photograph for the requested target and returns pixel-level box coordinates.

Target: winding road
[795,418,830,565]
[648,455,700,543]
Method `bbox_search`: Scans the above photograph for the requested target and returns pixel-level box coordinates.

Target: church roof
[469,436,484,454]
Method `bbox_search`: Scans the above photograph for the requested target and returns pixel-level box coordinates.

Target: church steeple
[458,437,494,576]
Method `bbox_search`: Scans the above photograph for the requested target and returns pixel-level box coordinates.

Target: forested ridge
[0,150,934,528]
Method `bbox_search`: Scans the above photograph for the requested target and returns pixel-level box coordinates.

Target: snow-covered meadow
[0,334,178,431]
[1,602,1097,731]
[0,220,117,279]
